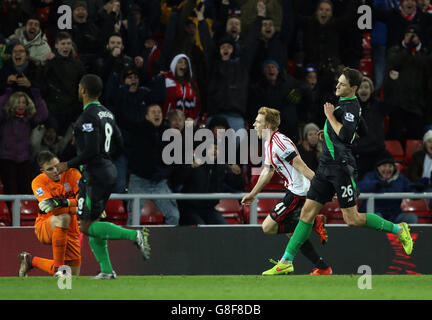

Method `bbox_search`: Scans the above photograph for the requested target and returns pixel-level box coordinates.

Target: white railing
[1,192,432,226]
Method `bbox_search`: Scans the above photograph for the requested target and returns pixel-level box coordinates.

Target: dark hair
[55,31,72,43]
[145,103,161,115]
[37,150,58,168]
[26,15,41,25]
[316,0,334,11]
[341,67,363,89]
[107,32,123,43]
[80,74,103,98]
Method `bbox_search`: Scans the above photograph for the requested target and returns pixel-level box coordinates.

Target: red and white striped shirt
[264,131,310,196]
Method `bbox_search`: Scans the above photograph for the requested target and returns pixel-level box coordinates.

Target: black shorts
[77,166,116,222]
[269,190,306,233]
[307,163,359,208]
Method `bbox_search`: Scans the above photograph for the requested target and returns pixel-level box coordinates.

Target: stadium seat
[385,140,405,162]
[215,199,243,224]
[404,140,423,165]
[19,201,39,226]
[319,197,343,224]
[394,162,407,175]
[0,201,11,226]
[400,198,432,224]
[104,200,127,225]
[140,200,164,224]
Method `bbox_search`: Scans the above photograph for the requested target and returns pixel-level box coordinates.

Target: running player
[242,107,332,275]
[56,74,150,279]
[18,151,81,277]
[273,67,413,273]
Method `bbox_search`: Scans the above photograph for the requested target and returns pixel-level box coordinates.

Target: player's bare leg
[262,215,278,234]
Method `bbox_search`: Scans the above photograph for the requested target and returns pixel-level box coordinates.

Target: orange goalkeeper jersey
[31,168,81,236]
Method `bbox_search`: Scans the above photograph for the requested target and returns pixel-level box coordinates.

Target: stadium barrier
[1,192,432,226]
[0,225,431,276]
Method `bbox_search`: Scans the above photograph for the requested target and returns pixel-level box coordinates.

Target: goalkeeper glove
[38,198,69,213]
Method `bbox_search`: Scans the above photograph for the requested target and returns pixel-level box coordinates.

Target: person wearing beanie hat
[407,130,432,189]
[297,123,322,172]
[353,75,388,180]
[358,149,418,224]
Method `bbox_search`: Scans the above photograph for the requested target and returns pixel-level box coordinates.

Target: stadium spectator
[157,5,207,113]
[293,0,361,72]
[368,0,432,50]
[236,0,283,37]
[407,130,432,191]
[104,66,166,193]
[0,42,44,97]
[384,24,431,142]
[0,88,48,195]
[43,31,86,134]
[96,0,124,41]
[297,122,322,172]
[174,142,245,226]
[300,64,332,127]
[70,0,103,71]
[30,117,75,165]
[197,1,263,139]
[358,149,418,224]
[352,76,388,180]
[417,0,432,14]
[0,0,29,38]
[167,109,186,132]
[161,53,201,122]
[7,16,52,64]
[127,104,180,225]
[249,59,304,143]
[249,0,294,83]
[94,33,134,86]
[212,10,245,58]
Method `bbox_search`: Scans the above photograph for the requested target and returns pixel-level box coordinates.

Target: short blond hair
[258,106,280,130]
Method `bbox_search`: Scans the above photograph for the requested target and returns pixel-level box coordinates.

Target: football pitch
[0,275,431,300]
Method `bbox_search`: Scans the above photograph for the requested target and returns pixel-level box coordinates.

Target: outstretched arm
[241,166,275,205]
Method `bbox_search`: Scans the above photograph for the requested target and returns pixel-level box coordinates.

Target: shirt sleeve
[32,177,54,202]
[67,113,101,168]
[338,103,360,143]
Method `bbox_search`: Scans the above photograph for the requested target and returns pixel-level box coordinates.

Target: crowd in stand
[0,0,432,225]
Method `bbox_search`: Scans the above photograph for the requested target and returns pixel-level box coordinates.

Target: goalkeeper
[18,151,82,277]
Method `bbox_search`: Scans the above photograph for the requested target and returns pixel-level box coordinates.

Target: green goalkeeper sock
[88,221,137,241]
[364,213,400,234]
[89,236,113,274]
[282,220,313,261]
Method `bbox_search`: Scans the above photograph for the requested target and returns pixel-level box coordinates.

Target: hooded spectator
[161,53,201,121]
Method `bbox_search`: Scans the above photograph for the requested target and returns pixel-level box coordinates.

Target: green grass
[0,275,431,300]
